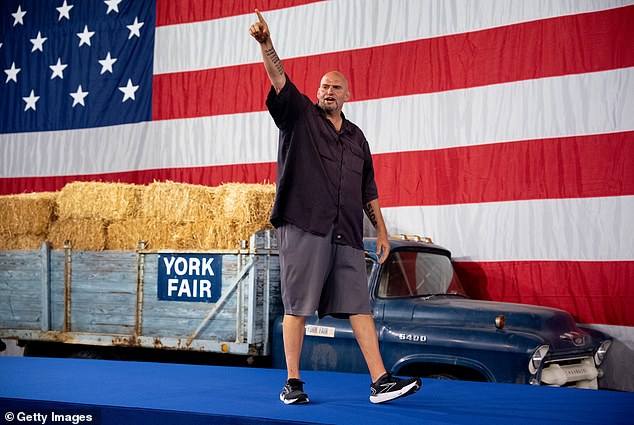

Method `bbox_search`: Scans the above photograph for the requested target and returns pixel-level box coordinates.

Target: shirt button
[336,234,342,239]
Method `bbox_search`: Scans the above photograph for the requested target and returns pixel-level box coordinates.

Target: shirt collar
[315,103,352,135]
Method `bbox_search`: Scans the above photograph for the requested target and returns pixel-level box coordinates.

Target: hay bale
[0,233,46,250]
[207,183,275,249]
[48,218,107,250]
[107,218,211,250]
[0,191,56,236]
[215,183,275,225]
[57,181,141,221]
[141,181,217,222]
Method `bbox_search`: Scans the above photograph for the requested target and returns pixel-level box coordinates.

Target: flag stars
[118,78,139,102]
[30,31,48,53]
[104,0,122,14]
[127,17,144,39]
[12,5,27,26]
[77,25,95,47]
[57,0,74,21]
[4,62,21,84]
[50,58,68,80]
[99,52,117,74]
[23,90,40,111]
[70,85,89,107]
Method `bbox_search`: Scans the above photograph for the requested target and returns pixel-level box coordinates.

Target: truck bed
[0,231,282,357]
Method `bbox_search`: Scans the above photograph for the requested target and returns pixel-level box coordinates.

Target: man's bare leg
[349,314,387,382]
[282,314,306,379]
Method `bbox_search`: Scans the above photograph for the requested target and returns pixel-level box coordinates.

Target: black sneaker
[280,378,309,404]
[370,373,422,404]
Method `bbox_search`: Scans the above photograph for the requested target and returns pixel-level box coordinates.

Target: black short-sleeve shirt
[266,77,379,249]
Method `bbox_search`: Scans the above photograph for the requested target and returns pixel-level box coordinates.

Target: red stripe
[152,5,634,121]
[0,164,277,195]
[2,131,633,204]
[454,260,634,327]
[374,131,634,207]
[156,0,324,26]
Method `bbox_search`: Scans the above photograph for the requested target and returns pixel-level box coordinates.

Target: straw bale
[0,233,46,250]
[48,218,107,250]
[56,181,141,221]
[214,183,275,225]
[206,183,276,249]
[0,191,56,236]
[141,181,217,222]
[107,218,212,250]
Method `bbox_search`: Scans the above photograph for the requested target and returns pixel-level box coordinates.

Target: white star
[118,78,139,102]
[126,17,144,39]
[76,25,95,47]
[98,52,117,74]
[4,62,21,84]
[70,85,89,107]
[50,58,68,80]
[30,31,48,53]
[23,90,40,111]
[12,5,27,26]
[104,0,122,14]
[56,0,74,21]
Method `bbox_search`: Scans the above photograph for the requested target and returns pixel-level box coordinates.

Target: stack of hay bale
[0,181,275,251]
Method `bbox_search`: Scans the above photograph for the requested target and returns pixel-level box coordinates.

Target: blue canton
[0,0,155,134]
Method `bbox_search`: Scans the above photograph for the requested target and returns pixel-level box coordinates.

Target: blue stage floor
[1,356,633,425]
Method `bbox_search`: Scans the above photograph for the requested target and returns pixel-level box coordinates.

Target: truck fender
[391,353,495,382]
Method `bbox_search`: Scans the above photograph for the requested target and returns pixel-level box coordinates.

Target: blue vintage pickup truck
[0,231,611,388]
[273,235,612,388]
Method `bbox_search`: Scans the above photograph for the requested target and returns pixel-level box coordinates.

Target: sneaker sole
[369,379,421,404]
[280,393,309,405]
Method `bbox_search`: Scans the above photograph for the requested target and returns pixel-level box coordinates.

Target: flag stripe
[454,260,634,326]
[382,196,634,262]
[152,4,634,120]
[154,0,634,75]
[155,0,323,27]
[375,131,634,207]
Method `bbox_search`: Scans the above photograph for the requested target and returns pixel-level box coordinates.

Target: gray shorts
[278,223,372,318]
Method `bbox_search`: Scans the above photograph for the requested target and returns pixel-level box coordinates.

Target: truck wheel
[426,373,459,380]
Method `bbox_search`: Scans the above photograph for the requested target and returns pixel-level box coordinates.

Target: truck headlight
[594,340,611,366]
[529,345,550,374]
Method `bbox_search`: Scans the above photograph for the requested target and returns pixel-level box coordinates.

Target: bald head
[316,71,351,116]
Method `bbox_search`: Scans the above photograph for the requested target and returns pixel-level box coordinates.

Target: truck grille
[540,357,598,389]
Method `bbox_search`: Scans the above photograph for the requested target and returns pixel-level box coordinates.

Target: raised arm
[364,199,390,264]
[249,9,286,93]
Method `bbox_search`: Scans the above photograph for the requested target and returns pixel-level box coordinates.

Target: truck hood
[408,297,598,353]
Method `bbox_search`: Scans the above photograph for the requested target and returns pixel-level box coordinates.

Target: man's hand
[376,234,390,264]
[249,9,270,44]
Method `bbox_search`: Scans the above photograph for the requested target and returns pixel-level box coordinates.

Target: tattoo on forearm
[264,47,284,77]
[364,202,378,227]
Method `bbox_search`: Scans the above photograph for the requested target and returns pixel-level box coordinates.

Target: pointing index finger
[255,9,265,24]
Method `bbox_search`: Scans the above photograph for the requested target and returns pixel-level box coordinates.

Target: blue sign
[157,254,222,302]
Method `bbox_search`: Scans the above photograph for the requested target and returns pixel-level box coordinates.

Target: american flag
[1,1,633,333]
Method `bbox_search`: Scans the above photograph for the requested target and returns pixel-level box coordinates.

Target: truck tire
[425,373,459,380]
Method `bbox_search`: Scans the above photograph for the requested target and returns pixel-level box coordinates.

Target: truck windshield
[376,249,466,298]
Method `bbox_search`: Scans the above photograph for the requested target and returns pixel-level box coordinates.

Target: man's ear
[345,90,351,102]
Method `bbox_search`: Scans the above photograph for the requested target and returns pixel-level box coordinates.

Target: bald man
[250,9,421,405]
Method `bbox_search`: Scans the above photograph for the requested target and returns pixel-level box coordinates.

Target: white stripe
[383,196,634,261]
[1,68,632,178]
[154,0,634,75]
[351,67,634,154]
